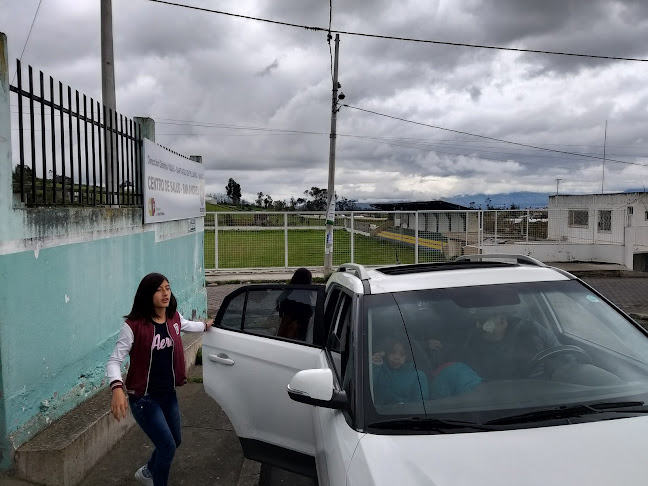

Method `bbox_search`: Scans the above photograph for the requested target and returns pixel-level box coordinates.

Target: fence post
[465,211,468,252]
[526,209,529,242]
[284,212,288,268]
[479,210,484,252]
[494,210,498,245]
[214,212,219,269]
[134,117,155,142]
[0,32,12,217]
[415,212,419,264]
[350,211,355,263]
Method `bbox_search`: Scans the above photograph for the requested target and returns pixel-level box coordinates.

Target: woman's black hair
[124,272,178,320]
[290,267,312,285]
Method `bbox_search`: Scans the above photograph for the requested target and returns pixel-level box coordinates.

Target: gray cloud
[3,0,648,203]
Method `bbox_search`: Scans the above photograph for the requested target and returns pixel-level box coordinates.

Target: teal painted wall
[0,224,206,465]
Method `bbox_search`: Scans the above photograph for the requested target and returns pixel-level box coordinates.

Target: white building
[546,192,648,270]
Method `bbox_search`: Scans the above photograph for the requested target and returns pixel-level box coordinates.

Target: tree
[255,191,264,207]
[485,197,495,210]
[303,187,328,210]
[263,194,273,209]
[509,202,520,210]
[336,197,357,211]
[225,178,242,205]
[274,199,287,211]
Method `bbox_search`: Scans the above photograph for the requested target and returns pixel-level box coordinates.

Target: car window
[543,288,647,360]
[365,295,428,415]
[218,286,320,344]
[328,293,353,383]
[362,280,648,429]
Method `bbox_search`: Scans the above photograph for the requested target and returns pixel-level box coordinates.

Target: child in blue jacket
[372,336,429,404]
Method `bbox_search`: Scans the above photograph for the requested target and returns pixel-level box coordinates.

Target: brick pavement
[582,277,648,317]
[207,284,242,317]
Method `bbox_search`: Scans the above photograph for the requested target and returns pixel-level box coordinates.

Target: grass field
[204,229,444,269]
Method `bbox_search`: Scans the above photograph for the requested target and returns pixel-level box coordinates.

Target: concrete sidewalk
[0,363,259,486]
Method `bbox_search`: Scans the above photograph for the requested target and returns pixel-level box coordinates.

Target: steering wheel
[527,345,592,377]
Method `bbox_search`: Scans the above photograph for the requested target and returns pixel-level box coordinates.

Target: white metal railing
[204,208,627,270]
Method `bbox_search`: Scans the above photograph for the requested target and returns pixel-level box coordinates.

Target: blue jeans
[129,391,182,486]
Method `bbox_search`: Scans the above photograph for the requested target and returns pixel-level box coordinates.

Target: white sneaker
[134,465,154,486]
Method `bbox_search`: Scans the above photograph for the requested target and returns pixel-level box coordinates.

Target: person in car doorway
[372,335,430,404]
[106,273,213,486]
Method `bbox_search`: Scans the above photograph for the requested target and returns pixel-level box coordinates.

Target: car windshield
[364,280,648,430]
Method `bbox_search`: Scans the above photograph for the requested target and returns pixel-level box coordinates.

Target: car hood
[348,416,648,486]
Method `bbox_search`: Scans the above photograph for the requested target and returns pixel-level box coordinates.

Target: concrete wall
[481,243,626,266]
[0,34,205,467]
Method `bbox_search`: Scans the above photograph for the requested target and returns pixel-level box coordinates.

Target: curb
[237,459,262,486]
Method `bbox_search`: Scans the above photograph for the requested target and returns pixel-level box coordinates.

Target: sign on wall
[143,139,205,223]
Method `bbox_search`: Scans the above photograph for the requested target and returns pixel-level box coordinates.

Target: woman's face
[152,279,171,313]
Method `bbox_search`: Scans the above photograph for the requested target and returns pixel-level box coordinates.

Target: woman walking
[106,272,213,486]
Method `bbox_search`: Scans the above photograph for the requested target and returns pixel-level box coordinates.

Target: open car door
[202,284,326,478]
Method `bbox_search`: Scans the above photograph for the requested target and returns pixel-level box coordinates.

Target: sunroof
[376,261,516,276]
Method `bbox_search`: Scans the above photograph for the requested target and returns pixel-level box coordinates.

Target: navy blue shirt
[147,320,175,396]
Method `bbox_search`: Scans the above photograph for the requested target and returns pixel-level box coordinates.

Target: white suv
[203,255,648,485]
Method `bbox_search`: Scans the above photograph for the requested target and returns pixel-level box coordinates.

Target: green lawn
[204,229,444,269]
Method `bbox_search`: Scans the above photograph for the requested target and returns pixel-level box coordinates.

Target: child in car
[372,335,429,404]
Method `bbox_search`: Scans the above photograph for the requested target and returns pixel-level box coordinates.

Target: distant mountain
[445,192,549,209]
[352,192,549,210]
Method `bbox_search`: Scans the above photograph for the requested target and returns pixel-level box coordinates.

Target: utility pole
[101,0,117,204]
[324,34,341,277]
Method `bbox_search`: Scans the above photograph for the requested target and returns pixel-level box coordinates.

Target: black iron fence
[9,59,143,206]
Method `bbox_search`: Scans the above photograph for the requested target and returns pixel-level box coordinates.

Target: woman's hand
[372,351,385,365]
[111,388,128,421]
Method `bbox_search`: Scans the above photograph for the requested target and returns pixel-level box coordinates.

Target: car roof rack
[337,263,371,281]
[455,254,547,267]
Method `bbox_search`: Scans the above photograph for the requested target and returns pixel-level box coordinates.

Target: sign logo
[148,198,156,216]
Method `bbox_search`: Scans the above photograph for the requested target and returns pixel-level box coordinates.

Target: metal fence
[10,60,143,206]
[205,210,480,270]
[481,209,626,246]
[205,208,628,270]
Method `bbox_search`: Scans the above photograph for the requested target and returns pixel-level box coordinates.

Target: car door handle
[208,353,235,366]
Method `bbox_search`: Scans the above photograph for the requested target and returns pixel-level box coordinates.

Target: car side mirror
[287,369,348,410]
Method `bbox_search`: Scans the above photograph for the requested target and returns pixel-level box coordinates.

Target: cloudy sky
[3,0,648,204]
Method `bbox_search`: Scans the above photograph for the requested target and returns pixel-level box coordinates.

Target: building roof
[369,200,470,211]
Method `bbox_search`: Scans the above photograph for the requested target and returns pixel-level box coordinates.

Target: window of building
[645,211,648,221]
[598,210,612,232]
[627,206,634,215]
[568,210,589,228]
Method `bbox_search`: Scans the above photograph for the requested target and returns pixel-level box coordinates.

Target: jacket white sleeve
[105,323,134,385]
[179,313,207,333]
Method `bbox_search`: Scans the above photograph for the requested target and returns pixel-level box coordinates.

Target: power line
[152,116,648,151]
[11,0,45,84]
[342,104,648,169]
[142,0,648,62]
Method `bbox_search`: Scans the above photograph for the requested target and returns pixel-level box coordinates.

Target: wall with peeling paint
[0,215,206,467]
[0,32,206,468]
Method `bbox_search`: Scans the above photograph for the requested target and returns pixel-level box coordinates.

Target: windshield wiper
[484,401,647,426]
[368,416,495,432]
